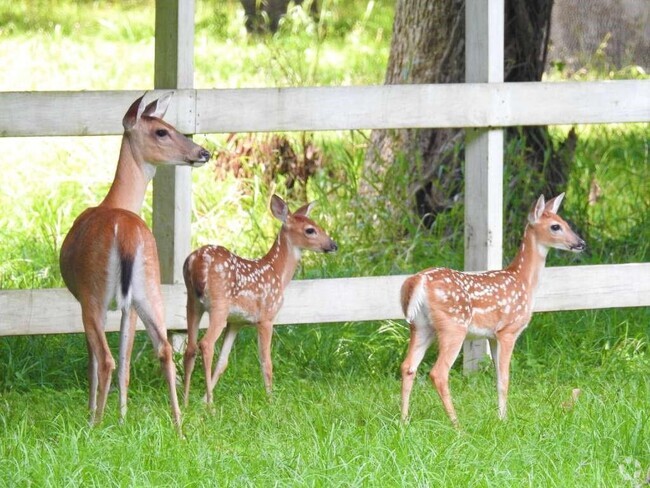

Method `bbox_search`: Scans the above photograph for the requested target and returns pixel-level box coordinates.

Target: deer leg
[401,321,435,421]
[488,337,502,418]
[495,332,517,420]
[429,315,466,427]
[82,306,114,425]
[85,335,99,422]
[199,310,228,406]
[183,294,204,407]
[209,323,242,391]
[134,296,181,429]
[117,307,137,423]
[257,321,274,396]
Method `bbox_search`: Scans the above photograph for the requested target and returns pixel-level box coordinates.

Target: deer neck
[99,133,156,214]
[506,225,549,291]
[262,228,301,289]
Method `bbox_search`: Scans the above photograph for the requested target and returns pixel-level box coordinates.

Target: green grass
[1,310,648,486]
[0,378,647,486]
[1,0,649,485]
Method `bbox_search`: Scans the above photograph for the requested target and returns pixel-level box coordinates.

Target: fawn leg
[495,332,518,420]
[401,321,435,420]
[209,323,242,391]
[183,293,204,407]
[199,309,228,405]
[257,321,274,396]
[429,313,466,427]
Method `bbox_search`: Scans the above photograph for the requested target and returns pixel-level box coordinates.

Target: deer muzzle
[324,240,338,253]
[570,238,586,252]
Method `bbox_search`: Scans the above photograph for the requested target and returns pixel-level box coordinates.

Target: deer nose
[325,240,338,253]
[199,149,211,162]
[572,239,586,252]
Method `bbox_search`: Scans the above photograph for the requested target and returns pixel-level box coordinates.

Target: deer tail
[401,275,426,323]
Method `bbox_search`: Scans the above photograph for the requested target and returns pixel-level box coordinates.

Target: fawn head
[528,193,586,253]
[270,195,338,253]
[122,92,211,167]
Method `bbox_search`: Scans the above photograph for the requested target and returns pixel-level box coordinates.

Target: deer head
[270,194,338,253]
[122,92,210,168]
[528,193,586,253]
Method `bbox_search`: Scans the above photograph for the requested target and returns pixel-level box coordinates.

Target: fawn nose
[571,239,586,252]
[325,240,338,253]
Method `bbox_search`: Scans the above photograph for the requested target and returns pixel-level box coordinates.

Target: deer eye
[550,224,561,232]
[155,129,169,138]
[305,227,317,236]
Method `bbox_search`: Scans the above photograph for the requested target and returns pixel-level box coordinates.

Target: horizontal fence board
[1,263,648,337]
[196,81,650,132]
[0,90,194,137]
[1,81,648,137]
[534,263,650,312]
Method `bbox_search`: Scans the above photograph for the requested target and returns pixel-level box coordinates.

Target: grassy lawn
[0,0,649,486]
[2,309,649,486]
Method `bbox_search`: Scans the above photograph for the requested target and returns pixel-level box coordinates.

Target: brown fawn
[400,193,585,426]
[60,93,210,428]
[182,195,337,406]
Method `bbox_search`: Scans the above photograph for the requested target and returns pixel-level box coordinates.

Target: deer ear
[294,201,315,217]
[528,194,546,224]
[142,92,173,119]
[545,192,565,214]
[270,195,289,223]
[122,93,147,130]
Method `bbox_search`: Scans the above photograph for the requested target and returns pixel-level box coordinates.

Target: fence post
[153,0,196,356]
[152,0,195,285]
[463,0,504,372]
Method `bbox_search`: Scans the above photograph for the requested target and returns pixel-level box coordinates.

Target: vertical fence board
[152,0,196,285]
[463,0,505,371]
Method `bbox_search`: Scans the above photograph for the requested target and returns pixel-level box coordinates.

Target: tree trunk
[363,0,465,222]
[365,0,575,228]
[241,0,319,33]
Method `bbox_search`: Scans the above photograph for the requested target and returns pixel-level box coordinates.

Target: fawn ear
[528,194,546,224]
[270,195,289,223]
[545,192,565,214]
[142,92,173,119]
[122,93,147,130]
[294,201,315,217]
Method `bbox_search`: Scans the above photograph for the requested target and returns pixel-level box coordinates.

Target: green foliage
[565,124,650,263]
[192,0,391,88]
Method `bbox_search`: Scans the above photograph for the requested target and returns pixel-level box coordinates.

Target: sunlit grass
[1,324,648,486]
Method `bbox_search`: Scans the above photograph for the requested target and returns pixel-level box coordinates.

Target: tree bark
[241,0,319,33]
[363,0,465,222]
[365,0,575,226]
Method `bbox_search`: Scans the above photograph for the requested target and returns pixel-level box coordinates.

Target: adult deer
[182,195,337,406]
[400,194,585,426]
[60,93,210,428]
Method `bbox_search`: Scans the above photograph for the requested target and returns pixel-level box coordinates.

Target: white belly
[466,323,496,339]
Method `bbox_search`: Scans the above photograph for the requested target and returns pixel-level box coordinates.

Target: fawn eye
[550,224,561,232]
[155,129,169,138]
[305,227,317,236]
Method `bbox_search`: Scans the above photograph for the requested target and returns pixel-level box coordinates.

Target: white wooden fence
[1,1,649,371]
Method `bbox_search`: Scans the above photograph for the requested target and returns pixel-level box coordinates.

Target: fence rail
[2,263,649,336]
[1,80,649,339]
[1,81,648,137]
